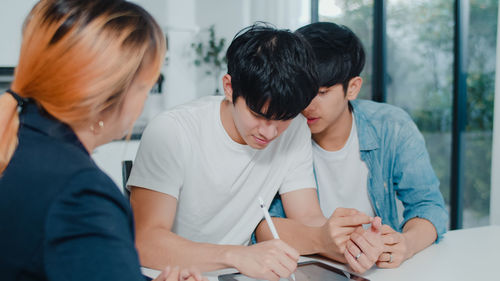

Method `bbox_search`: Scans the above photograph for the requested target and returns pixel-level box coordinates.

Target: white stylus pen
[258,197,296,281]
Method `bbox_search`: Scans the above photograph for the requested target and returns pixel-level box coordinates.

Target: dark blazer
[0,101,146,281]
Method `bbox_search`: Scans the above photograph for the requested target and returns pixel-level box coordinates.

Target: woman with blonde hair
[0,1,204,280]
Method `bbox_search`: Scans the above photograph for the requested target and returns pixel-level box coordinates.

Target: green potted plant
[191,25,227,95]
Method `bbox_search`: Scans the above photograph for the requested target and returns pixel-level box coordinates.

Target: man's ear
[346,76,363,101]
[222,74,233,103]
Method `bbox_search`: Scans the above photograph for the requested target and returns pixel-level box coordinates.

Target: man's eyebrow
[251,109,268,118]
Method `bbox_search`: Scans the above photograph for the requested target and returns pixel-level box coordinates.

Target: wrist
[317,224,330,253]
[220,245,244,268]
[401,232,415,260]
[317,226,346,263]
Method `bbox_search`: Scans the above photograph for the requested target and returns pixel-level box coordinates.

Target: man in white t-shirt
[258,22,448,274]
[127,24,323,281]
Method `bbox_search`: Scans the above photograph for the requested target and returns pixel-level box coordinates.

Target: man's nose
[303,99,318,115]
[258,121,278,140]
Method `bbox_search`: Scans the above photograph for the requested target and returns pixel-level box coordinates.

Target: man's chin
[307,123,326,135]
[248,142,269,150]
[247,139,271,150]
[249,135,272,149]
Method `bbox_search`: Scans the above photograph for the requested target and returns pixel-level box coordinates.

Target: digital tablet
[218,261,370,281]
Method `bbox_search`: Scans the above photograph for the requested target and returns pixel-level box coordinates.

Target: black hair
[296,22,365,94]
[226,23,318,120]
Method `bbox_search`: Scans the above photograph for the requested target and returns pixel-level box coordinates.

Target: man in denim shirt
[256,22,448,273]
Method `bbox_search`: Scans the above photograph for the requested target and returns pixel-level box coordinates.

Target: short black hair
[296,22,365,93]
[226,23,318,120]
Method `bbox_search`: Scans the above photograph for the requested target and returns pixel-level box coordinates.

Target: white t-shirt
[127,96,316,245]
[313,116,375,218]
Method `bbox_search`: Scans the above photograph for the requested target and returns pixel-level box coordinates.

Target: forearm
[136,227,241,272]
[255,217,325,255]
[401,217,437,258]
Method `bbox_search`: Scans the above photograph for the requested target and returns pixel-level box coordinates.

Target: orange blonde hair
[0,0,166,174]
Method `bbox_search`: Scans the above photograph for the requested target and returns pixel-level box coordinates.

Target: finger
[350,233,378,262]
[380,224,395,235]
[346,240,362,260]
[360,231,384,253]
[269,241,297,278]
[276,250,298,275]
[336,235,353,253]
[328,225,359,239]
[382,232,402,245]
[371,217,382,233]
[381,243,399,256]
[378,252,391,263]
[354,226,365,234]
[257,264,280,281]
[153,266,171,281]
[274,240,300,261]
[336,213,372,227]
[269,261,291,281]
[264,271,281,281]
[354,250,375,271]
[378,250,402,268]
[165,266,180,281]
[186,267,203,281]
[180,268,202,281]
[377,260,398,269]
[332,208,360,217]
[180,268,191,280]
[344,248,366,274]
[259,240,298,281]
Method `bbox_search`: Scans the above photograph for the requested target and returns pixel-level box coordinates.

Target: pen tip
[258,196,264,207]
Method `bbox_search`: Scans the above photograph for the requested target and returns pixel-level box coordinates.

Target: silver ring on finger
[389,252,393,263]
[355,252,362,260]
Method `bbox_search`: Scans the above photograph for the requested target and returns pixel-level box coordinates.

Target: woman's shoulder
[16,130,96,176]
[11,129,124,204]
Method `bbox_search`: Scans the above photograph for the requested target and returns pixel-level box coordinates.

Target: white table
[142,225,500,281]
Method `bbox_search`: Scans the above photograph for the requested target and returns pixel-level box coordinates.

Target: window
[386,0,454,218]
[318,0,374,100]
[463,0,498,227]
[316,0,499,228]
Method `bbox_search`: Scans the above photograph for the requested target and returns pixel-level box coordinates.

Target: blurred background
[1,0,499,232]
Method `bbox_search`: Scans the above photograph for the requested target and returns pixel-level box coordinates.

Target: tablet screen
[218,261,369,281]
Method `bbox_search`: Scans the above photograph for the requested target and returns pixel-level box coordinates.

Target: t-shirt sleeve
[44,169,146,281]
[279,117,316,194]
[126,113,188,199]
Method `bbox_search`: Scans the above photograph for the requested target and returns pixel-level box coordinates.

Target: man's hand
[154,266,208,281]
[376,224,412,268]
[319,208,372,262]
[344,217,384,273]
[229,239,299,281]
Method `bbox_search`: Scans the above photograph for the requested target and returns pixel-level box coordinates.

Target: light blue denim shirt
[267,99,448,242]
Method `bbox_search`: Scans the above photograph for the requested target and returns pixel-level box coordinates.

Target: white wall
[193,0,310,98]
[131,0,199,115]
[194,0,248,97]
[248,0,310,30]
[0,0,311,187]
[0,0,310,104]
[490,2,500,225]
[92,141,141,191]
[0,0,38,66]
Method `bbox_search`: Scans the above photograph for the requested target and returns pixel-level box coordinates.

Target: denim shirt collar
[350,100,379,151]
[19,100,88,155]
